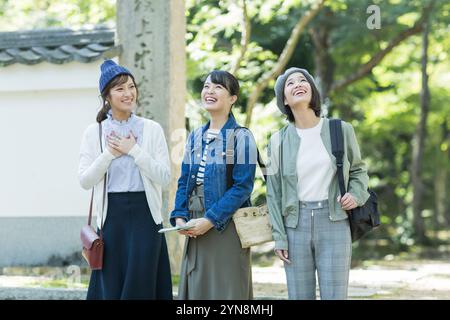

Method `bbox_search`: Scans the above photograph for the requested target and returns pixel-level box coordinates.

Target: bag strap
[87,123,107,240]
[226,127,266,190]
[329,119,347,198]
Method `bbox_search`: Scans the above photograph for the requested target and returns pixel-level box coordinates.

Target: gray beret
[274,67,317,114]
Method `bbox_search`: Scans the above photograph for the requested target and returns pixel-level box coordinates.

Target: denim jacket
[267,118,370,250]
[170,114,257,232]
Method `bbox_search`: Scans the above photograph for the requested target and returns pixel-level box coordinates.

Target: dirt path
[1,259,449,299]
[251,259,450,300]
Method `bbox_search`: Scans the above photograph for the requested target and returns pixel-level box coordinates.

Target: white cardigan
[78,117,170,229]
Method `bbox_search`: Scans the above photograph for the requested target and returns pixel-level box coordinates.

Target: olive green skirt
[178,184,253,300]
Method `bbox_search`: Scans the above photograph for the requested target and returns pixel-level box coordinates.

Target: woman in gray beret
[266,67,370,299]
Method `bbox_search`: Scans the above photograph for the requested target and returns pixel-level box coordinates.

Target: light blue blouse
[103,110,145,192]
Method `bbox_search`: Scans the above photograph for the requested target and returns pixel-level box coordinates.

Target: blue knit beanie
[99,59,133,93]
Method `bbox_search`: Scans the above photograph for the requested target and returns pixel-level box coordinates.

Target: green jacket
[266,118,370,250]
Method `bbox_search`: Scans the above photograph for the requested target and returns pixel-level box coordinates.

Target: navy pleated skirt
[86,192,173,300]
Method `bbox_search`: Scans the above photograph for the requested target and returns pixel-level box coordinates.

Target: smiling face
[106,75,137,113]
[283,72,312,108]
[201,75,237,113]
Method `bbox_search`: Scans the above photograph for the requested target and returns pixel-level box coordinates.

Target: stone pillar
[117,0,186,274]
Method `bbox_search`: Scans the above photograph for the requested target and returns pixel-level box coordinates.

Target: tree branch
[245,0,326,127]
[330,2,435,93]
[231,0,250,75]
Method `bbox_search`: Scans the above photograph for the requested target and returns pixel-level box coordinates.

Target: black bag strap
[87,123,106,240]
[329,119,347,198]
[226,127,266,190]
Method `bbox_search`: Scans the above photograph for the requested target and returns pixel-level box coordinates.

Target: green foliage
[185,0,318,113]
[0,0,115,30]
[2,0,449,252]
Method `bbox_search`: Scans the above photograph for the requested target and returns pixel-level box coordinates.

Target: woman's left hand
[108,130,137,154]
[337,193,358,211]
[186,218,214,237]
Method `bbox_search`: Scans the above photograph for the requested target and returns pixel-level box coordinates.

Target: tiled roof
[0,27,120,67]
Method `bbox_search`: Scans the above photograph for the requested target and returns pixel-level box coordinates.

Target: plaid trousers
[284,200,352,300]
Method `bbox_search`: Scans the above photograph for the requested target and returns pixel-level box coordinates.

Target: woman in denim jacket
[170,70,257,299]
[267,67,370,300]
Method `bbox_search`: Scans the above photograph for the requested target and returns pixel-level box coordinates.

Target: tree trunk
[434,165,448,229]
[411,17,430,243]
[446,121,450,227]
[309,9,334,115]
[116,0,186,274]
[434,122,449,229]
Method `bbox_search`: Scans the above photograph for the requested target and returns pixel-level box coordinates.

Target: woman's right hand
[275,249,291,264]
[176,218,192,236]
[106,135,123,158]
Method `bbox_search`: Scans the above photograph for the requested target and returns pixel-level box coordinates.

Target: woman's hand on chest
[107,130,137,155]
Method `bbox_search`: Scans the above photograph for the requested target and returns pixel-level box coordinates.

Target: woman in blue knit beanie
[78,59,173,300]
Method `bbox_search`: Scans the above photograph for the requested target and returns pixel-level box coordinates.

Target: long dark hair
[285,70,321,122]
[96,74,139,123]
[204,70,240,107]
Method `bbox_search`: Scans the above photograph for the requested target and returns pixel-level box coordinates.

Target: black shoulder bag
[329,119,380,242]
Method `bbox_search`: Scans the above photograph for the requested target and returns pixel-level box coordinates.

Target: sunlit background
[0,0,449,299]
